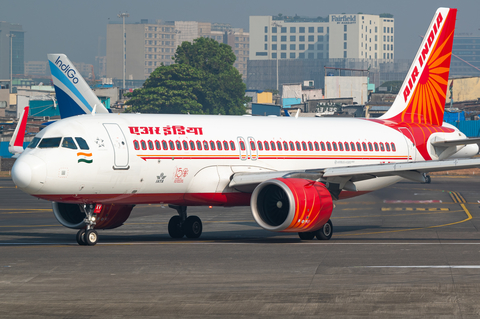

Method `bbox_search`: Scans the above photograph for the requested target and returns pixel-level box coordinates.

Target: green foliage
[125,37,247,115]
[379,13,394,18]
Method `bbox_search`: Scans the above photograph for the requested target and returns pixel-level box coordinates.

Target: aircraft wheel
[85,229,98,246]
[425,175,431,184]
[315,220,333,240]
[183,216,202,239]
[298,232,315,240]
[76,229,86,246]
[168,216,185,239]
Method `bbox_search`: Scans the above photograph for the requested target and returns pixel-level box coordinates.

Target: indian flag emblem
[77,152,93,164]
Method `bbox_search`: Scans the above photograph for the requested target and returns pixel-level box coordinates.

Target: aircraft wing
[431,137,480,147]
[229,157,480,190]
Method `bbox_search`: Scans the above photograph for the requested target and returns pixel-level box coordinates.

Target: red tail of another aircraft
[380,8,457,126]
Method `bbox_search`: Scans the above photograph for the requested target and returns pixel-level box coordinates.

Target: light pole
[271,22,281,92]
[6,33,15,93]
[118,13,129,89]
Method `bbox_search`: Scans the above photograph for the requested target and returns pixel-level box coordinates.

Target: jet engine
[251,178,333,232]
[52,202,134,229]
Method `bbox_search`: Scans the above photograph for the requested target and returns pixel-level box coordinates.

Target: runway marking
[336,193,473,237]
[381,207,449,211]
[335,210,462,219]
[5,242,480,246]
[0,224,61,228]
[0,208,50,211]
[125,220,254,226]
[384,200,442,204]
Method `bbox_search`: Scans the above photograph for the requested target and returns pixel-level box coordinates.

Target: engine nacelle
[251,178,333,232]
[52,202,134,229]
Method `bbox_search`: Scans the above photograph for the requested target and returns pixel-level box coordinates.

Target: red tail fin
[380,8,457,125]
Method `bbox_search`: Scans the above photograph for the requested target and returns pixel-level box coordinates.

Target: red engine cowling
[52,202,134,229]
[251,178,333,232]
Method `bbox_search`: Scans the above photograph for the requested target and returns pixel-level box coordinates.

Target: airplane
[10,7,480,246]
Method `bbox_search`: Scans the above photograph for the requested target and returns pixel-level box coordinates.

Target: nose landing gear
[168,205,203,239]
[76,204,99,246]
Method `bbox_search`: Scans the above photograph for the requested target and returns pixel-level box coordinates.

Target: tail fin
[9,106,29,155]
[380,8,457,125]
[47,54,109,118]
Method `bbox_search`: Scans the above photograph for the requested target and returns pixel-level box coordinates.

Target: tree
[125,37,247,115]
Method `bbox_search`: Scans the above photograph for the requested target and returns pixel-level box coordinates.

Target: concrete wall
[446,77,480,103]
[324,76,368,104]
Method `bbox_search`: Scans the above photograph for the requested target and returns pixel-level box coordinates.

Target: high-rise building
[107,20,248,83]
[0,22,25,79]
[249,13,394,62]
[450,34,480,77]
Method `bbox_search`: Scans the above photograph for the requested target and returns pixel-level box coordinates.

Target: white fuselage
[12,113,462,205]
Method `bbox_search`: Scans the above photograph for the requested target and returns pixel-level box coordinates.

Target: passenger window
[314,142,319,151]
[380,142,385,151]
[75,137,90,150]
[264,141,270,151]
[338,142,343,151]
[169,141,175,150]
[362,142,367,151]
[39,137,62,148]
[289,141,295,150]
[301,142,307,151]
[257,141,263,151]
[210,141,216,150]
[332,142,337,151]
[320,142,326,151]
[374,143,379,151]
[239,141,245,151]
[277,141,282,151]
[223,141,229,150]
[148,140,154,150]
[308,142,313,151]
[27,137,41,149]
[250,141,256,151]
[183,141,189,150]
[344,142,349,151]
[203,141,209,150]
[217,141,222,150]
[386,143,391,151]
[155,140,161,150]
[162,140,168,150]
[190,141,196,150]
[391,143,396,151]
[196,141,202,150]
[368,142,373,151]
[295,142,301,151]
[62,137,77,149]
[230,141,236,150]
[283,141,289,150]
[326,142,332,151]
[270,141,276,151]
[176,141,182,150]
[356,142,361,151]
[141,140,147,150]
[134,140,140,150]
[350,142,356,151]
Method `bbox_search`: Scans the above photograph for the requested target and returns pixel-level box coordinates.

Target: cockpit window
[62,137,78,149]
[75,137,89,150]
[38,137,62,148]
[27,137,41,149]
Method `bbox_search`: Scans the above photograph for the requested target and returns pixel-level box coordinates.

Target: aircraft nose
[12,154,47,193]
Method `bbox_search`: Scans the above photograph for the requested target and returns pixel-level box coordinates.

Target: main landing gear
[298,219,333,241]
[168,205,203,239]
[76,204,99,246]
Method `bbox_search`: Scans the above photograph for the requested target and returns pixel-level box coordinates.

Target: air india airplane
[10,8,480,246]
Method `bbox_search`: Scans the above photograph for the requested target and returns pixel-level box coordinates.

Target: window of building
[308,27,314,33]
[290,27,296,33]
[265,35,268,42]
[272,35,277,41]
[344,42,347,49]
[272,27,277,33]
[344,25,347,32]
[299,36,305,42]
[308,35,314,42]
[344,33,347,41]
[344,51,347,58]
[281,52,286,58]
[299,27,305,33]
[299,44,305,50]
[290,44,296,50]
[318,35,324,42]
[290,35,296,41]
[281,27,287,33]
[281,36,287,41]
[265,26,268,33]
[281,44,286,50]
[272,44,277,50]
[317,44,323,50]
[272,53,277,58]
[318,27,324,33]
[308,44,314,50]
[299,52,305,59]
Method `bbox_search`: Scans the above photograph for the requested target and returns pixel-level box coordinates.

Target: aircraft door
[237,137,248,161]
[399,127,416,161]
[103,123,130,169]
[247,137,258,161]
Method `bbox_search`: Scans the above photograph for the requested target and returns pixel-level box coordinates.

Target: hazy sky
[2,0,479,65]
